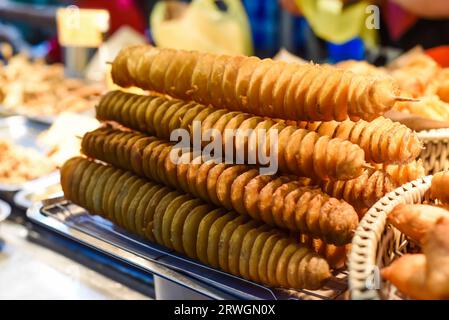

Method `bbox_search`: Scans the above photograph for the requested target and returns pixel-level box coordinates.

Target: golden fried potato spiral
[299,234,351,270]
[375,160,426,187]
[317,169,395,210]
[296,117,422,164]
[96,90,366,181]
[82,128,359,245]
[111,45,400,121]
[60,157,331,290]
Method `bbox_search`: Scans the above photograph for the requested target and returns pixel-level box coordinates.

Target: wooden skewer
[362,164,375,170]
[395,97,420,102]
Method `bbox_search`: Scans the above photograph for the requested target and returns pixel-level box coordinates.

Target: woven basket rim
[417,128,449,141]
[348,175,433,300]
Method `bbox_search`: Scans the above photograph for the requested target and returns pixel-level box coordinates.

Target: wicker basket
[418,129,449,174]
[348,175,433,300]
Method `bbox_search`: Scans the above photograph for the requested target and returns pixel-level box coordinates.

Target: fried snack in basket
[82,128,359,245]
[111,45,400,121]
[394,95,449,121]
[382,217,449,299]
[375,160,425,187]
[96,91,366,181]
[387,204,449,245]
[423,217,449,299]
[437,69,449,103]
[60,157,332,290]
[296,117,422,164]
[381,254,430,300]
[430,171,449,204]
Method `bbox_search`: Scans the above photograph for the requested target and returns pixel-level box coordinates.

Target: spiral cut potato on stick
[81,127,359,245]
[299,234,351,270]
[374,160,425,187]
[96,90,366,181]
[277,171,392,215]
[111,45,402,121]
[60,156,332,290]
[317,168,395,211]
[296,117,422,164]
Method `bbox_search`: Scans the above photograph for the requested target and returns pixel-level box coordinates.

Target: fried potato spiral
[299,234,351,270]
[111,45,400,121]
[81,127,359,245]
[96,90,366,181]
[317,169,395,210]
[296,117,421,164]
[374,160,425,187]
[60,157,332,290]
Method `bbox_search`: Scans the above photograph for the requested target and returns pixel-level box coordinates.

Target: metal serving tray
[0,116,56,193]
[0,199,11,223]
[13,172,62,210]
[0,198,10,250]
[27,200,348,300]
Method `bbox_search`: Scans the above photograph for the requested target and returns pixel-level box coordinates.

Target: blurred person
[242,0,281,57]
[382,0,449,50]
[281,0,449,51]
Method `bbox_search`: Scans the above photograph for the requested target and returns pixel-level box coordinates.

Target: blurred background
[1,0,449,300]
[1,0,449,66]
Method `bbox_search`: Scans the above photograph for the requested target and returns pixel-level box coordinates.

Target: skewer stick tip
[362,164,375,170]
[394,97,420,102]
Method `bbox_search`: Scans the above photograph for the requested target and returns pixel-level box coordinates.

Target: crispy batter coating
[296,117,422,164]
[299,234,351,270]
[387,204,449,245]
[382,217,449,299]
[375,160,425,187]
[381,254,430,299]
[423,217,449,299]
[318,169,395,209]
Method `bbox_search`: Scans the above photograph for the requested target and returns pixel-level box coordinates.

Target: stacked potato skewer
[61,45,423,291]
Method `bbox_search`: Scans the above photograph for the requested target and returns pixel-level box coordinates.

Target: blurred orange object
[426,46,449,68]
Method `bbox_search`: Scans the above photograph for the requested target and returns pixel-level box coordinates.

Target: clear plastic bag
[150,0,253,55]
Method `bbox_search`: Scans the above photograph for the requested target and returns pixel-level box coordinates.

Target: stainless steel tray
[0,199,10,250]
[0,199,11,223]
[27,200,348,300]
[13,172,62,210]
[0,116,56,193]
